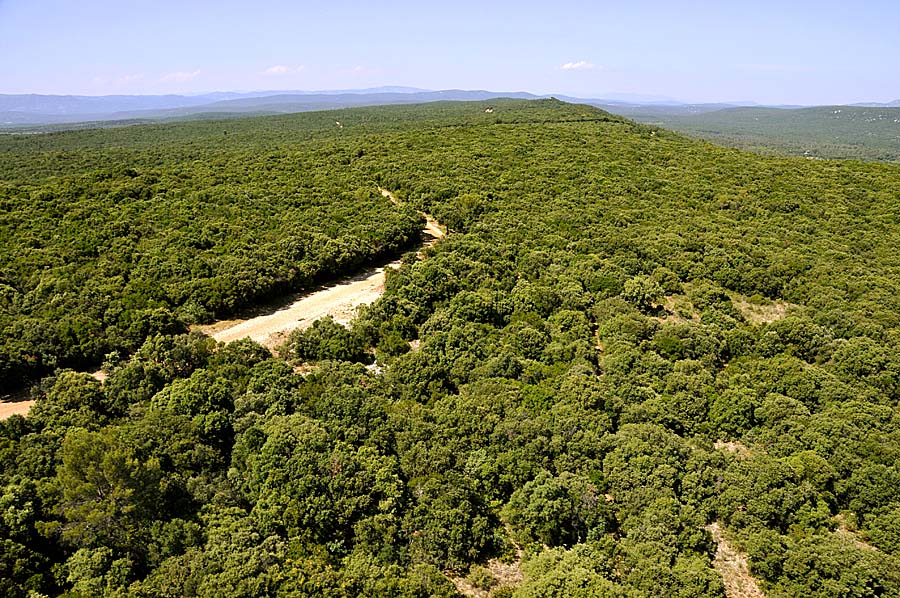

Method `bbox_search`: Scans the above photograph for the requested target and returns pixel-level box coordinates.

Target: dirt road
[199,260,401,350]
[0,400,35,420]
[707,522,766,598]
[380,188,446,244]
[201,189,445,350]
[3,189,445,419]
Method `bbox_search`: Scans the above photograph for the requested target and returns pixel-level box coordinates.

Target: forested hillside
[2,100,900,597]
[627,105,900,162]
[0,89,540,129]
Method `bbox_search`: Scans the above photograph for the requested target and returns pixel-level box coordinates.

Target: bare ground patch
[8,188,443,420]
[730,295,799,324]
[448,540,524,597]
[833,513,879,552]
[706,522,766,598]
[0,387,34,420]
[379,187,446,246]
[195,262,398,350]
[652,294,700,324]
[0,399,35,420]
[714,440,753,459]
[449,557,524,598]
[653,291,799,327]
[200,189,444,351]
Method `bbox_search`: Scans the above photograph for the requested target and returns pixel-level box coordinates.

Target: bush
[284,316,372,363]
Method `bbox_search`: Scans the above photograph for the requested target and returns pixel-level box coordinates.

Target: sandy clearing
[731,296,798,324]
[5,189,445,419]
[199,261,400,350]
[715,440,753,460]
[448,532,524,597]
[0,400,35,420]
[201,189,445,351]
[1,371,107,420]
[707,522,766,598]
[654,294,701,324]
[1,387,35,420]
[833,513,878,552]
[381,187,401,205]
[423,217,445,241]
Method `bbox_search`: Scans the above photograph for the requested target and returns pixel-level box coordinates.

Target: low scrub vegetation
[2,100,900,597]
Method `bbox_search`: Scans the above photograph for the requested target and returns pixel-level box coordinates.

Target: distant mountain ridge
[850,100,900,107]
[0,87,432,115]
[3,88,899,129]
[0,88,540,127]
[625,104,900,163]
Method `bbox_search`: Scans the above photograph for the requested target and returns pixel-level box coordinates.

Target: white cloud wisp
[560,60,595,71]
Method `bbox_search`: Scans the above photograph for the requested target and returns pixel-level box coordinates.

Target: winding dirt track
[0,189,445,420]
[381,188,445,247]
[707,522,766,598]
[198,188,445,350]
[199,261,401,349]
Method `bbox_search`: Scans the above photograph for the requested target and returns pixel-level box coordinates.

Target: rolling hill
[628,104,900,162]
[2,100,900,597]
[0,89,538,128]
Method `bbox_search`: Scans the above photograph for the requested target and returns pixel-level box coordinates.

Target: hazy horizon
[2,0,898,105]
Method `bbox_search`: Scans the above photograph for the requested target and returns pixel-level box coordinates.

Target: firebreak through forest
[1,99,900,597]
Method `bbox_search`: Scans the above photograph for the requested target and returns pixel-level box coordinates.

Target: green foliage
[622,275,663,312]
[627,105,900,163]
[56,427,163,553]
[514,543,637,598]
[284,316,372,364]
[503,471,613,547]
[404,473,498,571]
[863,503,900,555]
[4,98,900,596]
[512,537,724,598]
[744,532,900,597]
[0,151,420,387]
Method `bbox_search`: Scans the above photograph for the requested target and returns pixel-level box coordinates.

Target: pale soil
[199,189,445,352]
[711,439,766,598]
[423,217,445,242]
[196,261,400,350]
[715,440,753,459]
[731,296,798,324]
[0,400,35,420]
[7,189,444,419]
[1,371,105,420]
[0,386,34,420]
[8,265,394,418]
[380,188,401,205]
[654,292,798,326]
[654,294,701,324]
[707,522,766,598]
[379,187,446,245]
[833,513,878,551]
[487,549,525,588]
[449,548,525,598]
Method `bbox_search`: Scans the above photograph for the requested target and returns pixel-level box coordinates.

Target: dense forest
[2,99,900,597]
[624,104,900,163]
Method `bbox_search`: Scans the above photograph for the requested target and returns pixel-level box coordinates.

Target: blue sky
[1,0,897,104]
